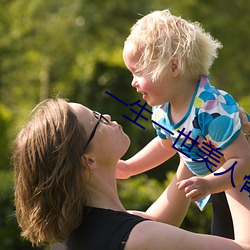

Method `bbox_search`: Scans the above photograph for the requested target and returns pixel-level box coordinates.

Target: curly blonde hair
[125,9,222,81]
[13,98,88,246]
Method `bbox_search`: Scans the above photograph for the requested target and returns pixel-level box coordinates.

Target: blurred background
[0,0,249,249]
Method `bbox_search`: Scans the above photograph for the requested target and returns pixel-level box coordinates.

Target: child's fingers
[185,189,200,201]
[239,107,250,134]
[176,179,193,190]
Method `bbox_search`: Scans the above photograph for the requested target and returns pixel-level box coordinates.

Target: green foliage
[0,0,249,248]
[119,174,163,210]
[185,1,250,100]
[0,104,13,170]
[1,0,249,166]
[239,95,250,113]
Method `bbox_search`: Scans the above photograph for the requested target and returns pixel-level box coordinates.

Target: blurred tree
[239,95,250,111]
[0,0,249,248]
[184,0,250,100]
[0,104,12,169]
[1,0,249,160]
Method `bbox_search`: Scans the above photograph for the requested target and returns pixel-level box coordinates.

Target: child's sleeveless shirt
[152,75,241,176]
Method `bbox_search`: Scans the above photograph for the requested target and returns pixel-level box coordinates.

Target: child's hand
[176,176,211,202]
[116,160,131,179]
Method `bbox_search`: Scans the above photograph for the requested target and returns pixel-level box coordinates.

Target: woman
[13,98,250,249]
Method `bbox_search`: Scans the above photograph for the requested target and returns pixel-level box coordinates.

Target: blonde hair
[125,9,222,81]
[13,98,88,246]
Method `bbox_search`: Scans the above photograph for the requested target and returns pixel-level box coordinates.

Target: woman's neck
[84,165,126,212]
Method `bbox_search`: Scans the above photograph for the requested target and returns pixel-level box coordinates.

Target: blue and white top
[152,75,241,176]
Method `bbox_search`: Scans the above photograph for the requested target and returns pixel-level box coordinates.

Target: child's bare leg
[226,184,250,244]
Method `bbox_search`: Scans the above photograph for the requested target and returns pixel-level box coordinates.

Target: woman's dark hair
[14,98,88,246]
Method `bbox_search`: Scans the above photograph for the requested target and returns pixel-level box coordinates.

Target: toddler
[118,9,250,242]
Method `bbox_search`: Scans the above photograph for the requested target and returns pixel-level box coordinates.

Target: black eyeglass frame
[83,111,109,151]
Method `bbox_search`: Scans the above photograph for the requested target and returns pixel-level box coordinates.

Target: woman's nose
[103,114,111,123]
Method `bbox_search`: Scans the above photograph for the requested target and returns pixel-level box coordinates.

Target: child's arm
[116,136,176,179]
[177,132,250,201]
[128,158,193,226]
[145,158,193,226]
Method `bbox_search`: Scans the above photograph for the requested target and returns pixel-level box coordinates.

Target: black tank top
[66,206,148,250]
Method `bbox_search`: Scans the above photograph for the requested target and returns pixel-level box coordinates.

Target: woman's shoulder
[66,206,148,250]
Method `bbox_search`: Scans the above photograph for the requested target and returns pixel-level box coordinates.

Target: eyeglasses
[84,111,110,151]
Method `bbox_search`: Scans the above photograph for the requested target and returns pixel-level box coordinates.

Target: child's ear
[171,57,180,77]
[171,63,177,72]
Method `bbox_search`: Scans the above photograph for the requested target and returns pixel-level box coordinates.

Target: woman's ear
[82,155,97,169]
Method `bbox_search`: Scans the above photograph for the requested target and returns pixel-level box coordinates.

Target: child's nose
[131,78,138,88]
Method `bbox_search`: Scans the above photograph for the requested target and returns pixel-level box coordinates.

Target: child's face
[122,43,173,106]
